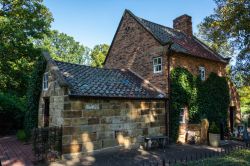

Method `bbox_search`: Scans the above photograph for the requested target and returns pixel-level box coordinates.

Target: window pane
[158,65,162,71]
[153,58,158,65]
[154,66,157,72]
[158,57,162,64]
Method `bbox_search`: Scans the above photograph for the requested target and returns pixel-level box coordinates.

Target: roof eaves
[192,36,229,64]
[68,94,167,100]
[127,68,168,99]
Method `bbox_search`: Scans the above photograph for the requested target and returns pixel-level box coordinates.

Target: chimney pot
[173,14,193,37]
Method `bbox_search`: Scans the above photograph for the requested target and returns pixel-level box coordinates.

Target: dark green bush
[209,122,220,134]
[16,129,27,141]
[0,93,25,135]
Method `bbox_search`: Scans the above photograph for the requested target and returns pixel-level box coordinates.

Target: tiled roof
[127,10,229,63]
[54,60,166,99]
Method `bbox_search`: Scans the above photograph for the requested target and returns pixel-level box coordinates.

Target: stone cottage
[38,9,240,155]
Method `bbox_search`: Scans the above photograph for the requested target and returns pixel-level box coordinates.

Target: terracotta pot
[209,133,220,147]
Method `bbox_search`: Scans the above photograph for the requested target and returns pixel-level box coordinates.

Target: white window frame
[43,72,49,91]
[153,57,162,73]
[199,66,206,81]
[179,108,185,124]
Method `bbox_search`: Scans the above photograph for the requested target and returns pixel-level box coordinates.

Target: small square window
[199,66,206,81]
[179,108,185,123]
[43,72,49,90]
[153,57,162,73]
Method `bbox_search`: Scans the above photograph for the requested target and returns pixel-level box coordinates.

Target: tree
[197,0,250,86]
[238,86,250,114]
[34,30,91,64]
[0,0,53,96]
[90,44,109,67]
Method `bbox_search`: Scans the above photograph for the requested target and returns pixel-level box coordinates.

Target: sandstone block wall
[62,98,166,154]
[38,69,65,127]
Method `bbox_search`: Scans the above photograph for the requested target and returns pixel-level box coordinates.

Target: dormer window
[153,57,162,73]
[199,66,205,81]
[43,72,49,90]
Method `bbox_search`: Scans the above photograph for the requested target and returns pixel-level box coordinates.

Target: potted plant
[209,122,220,147]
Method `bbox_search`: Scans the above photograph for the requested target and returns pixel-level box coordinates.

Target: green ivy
[170,67,230,142]
[24,53,47,138]
[198,73,230,126]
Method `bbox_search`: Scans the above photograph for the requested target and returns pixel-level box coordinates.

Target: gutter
[166,42,173,138]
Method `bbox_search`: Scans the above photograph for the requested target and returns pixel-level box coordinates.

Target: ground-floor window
[179,108,185,123]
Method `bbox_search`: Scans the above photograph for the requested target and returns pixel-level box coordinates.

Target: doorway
[230,106,236,133]
[44,98,50,127]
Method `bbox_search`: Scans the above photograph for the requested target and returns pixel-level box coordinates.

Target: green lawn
[176,149,250,166]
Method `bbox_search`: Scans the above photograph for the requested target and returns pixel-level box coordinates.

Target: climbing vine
[170,67,230,142]
[24,53,47,138]
[197,72,230,126]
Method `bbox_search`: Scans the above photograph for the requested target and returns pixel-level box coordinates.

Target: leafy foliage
[209,122,220,134]
[238,86,250,114]
[197,0,250,86]
[170,67,197,141]
[198,73,230,125]
[0,0,53,96]
[90,44,109,67]
[0,92,25,135]
[24,54,47,138]
[34,30,91,64]
[16,130,27,141]
[170,67,230,141]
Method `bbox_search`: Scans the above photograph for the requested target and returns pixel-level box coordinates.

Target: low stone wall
[62,98,166,154]
[178,119,209,144]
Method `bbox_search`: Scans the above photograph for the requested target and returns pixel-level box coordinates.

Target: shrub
[0,93,25,135]
[209,122,220,134]
[16,130,27,141]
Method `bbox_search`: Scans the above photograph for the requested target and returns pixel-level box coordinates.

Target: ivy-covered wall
[170,67,230,142]
[24,54,47,138]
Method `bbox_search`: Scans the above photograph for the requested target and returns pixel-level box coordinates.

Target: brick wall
[62,98,166,154]
[171,53,227,78]
[104,11,228,94]
[104,12,169,92]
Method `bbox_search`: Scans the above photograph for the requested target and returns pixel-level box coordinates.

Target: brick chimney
[173,14,193,37]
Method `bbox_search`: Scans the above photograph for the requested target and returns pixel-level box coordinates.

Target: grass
[176,149,250,166]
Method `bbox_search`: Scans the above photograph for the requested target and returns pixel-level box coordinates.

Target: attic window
[43,72,49,90]
[153,57,162,73]
[199,66,206,81]
[125,26,131,33]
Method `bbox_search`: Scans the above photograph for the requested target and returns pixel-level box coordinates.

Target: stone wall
[38,67,65,127]
[178,119,209,144]
[62,98,166,154]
